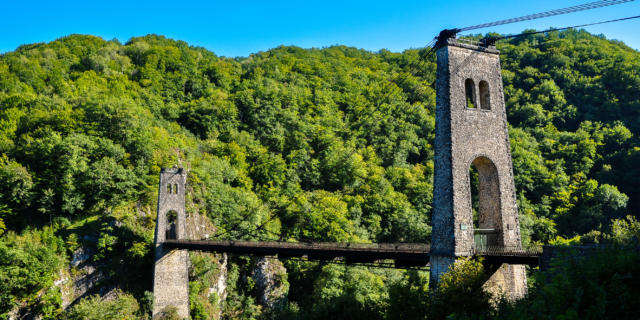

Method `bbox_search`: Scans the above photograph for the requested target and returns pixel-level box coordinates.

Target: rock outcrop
[251,257,288,310]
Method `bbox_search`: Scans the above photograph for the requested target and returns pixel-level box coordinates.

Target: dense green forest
[1,29,639,319]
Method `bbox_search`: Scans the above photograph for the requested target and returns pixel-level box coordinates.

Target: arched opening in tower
[479,80,490,110]
[469,156,502,250]
[166,210,178,240]
[465,78,476,109]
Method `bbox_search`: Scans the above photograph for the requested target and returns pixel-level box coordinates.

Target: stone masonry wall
[153,168,190,319]
[430,39,526,299]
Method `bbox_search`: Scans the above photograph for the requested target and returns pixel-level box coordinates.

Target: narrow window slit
[465,79,476,109]
[479,80,490,110]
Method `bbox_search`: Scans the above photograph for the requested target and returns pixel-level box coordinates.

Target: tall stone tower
[153,168,190,319]
[429,38,526,298]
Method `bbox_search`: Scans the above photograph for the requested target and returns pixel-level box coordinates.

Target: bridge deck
[164,240,431,267]
[163,240,541,267]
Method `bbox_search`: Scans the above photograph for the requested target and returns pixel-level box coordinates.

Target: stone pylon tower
[429,38,527,298]
[153,168,189,319]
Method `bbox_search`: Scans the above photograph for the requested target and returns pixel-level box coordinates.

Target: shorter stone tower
[153,168,189,319]
[430,38,527,299]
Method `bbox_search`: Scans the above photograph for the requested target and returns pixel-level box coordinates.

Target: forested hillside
[1,30,639,319]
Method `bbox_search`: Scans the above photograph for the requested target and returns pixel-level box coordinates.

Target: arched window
[166,210,178,240]
[167,184,172,194]
[173,184,178,194]
[479,80,490,110]
[465,79,476,109]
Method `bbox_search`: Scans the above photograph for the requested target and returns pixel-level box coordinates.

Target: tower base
[484,263,527,301]
[152,249,190,319]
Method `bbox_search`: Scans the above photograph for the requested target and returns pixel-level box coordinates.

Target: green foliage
[2,29,637,243]
[0,227,66,318]
[501,31,640,237]
[430,258,493,320]
[548,235,583,246]
[65,292,141,320]
[386,271,430,320]
[498,248,640,320]
[284,191,359,242]
[0,29,639,318]
[189,252,224,320]
[94,222,117,260]
[309,264,395,319]
[155,306,182,320]
[608,215,640,245]
[222,257,263,319]
[0,155,33,208]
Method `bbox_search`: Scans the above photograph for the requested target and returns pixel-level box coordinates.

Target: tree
[65,292,141,320]
[430,258,492,320]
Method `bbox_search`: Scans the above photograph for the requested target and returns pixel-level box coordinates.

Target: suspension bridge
[151,1,639,318]
[162,239,542,268]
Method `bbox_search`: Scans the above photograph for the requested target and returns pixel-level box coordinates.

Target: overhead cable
[491,14,640,41]
[459,0,635,32]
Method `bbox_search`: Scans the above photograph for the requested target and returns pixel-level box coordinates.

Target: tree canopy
[0,29,639,318]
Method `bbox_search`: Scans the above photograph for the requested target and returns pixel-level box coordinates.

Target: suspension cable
[488,14,640,42]
[459,0,634,32]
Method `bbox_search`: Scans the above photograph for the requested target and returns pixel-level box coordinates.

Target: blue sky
[1,0,639,57]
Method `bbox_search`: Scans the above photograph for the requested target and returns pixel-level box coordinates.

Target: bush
[0,228,65,318]
[497,248,640,319]
[65,292,140,320]
[430,258,492,320]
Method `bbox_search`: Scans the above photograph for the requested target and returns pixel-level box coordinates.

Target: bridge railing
[474,245,543,257]
[175,239,431,253]
[167,239,543,257]
[285,242,431,253]
[454,37,484,46]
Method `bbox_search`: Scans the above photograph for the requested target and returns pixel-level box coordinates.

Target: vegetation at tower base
[0,29,638,318]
